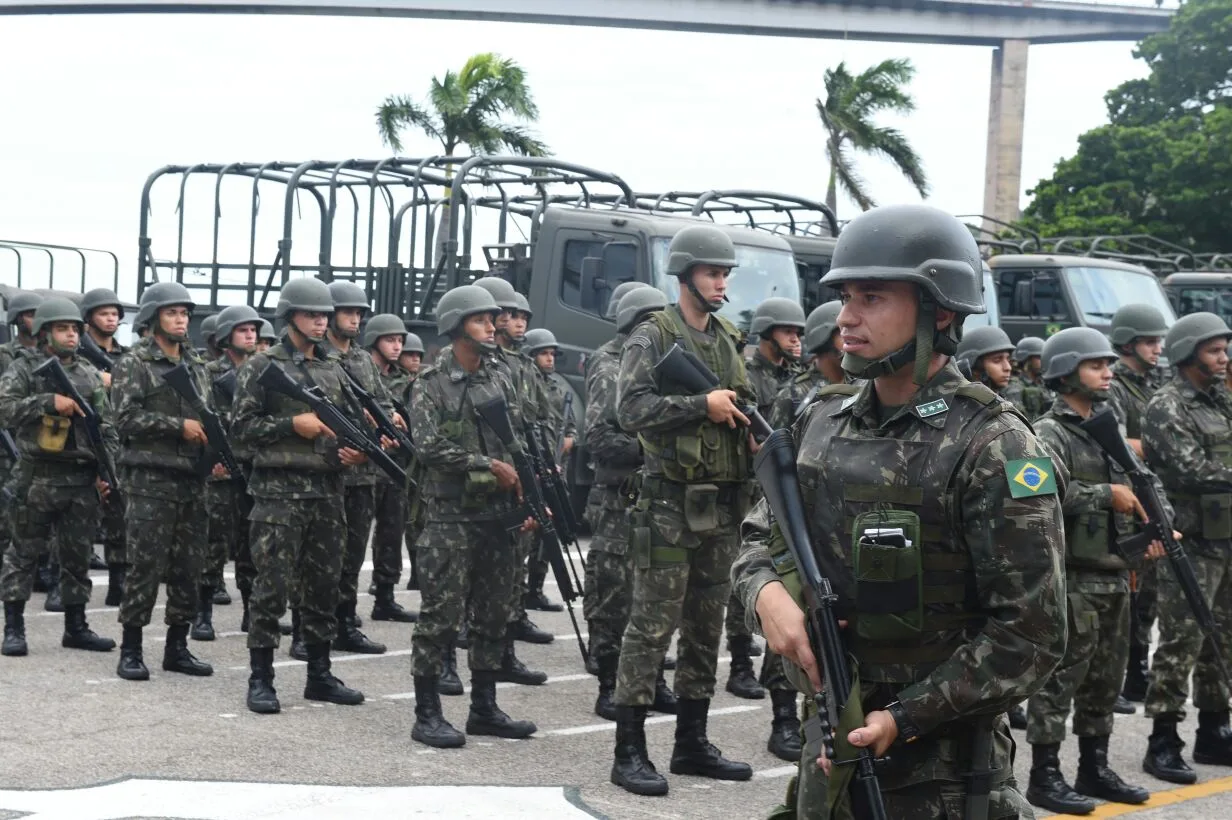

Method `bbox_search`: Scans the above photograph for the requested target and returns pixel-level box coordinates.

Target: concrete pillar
[982,39,1029,229]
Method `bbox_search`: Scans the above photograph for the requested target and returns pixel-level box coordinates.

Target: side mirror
[581,256,607,296]
[1012,279,1035,316]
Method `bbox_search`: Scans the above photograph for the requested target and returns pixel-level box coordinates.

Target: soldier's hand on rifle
[96,478,111,500]
[490,459,519,491]
[182,418,208,445]
[1110,484,1146,519]
[846,710,899,758]
[363,409,377,428]
[756,581,822,691]
[393,412,408,432]
[53,394,84,417]
[706,389,749,429]
[748,433,762,455]
[211,463,229,479]
[561,436,574,455]
[518,516,537,533]
[100,372,112,389]
[292,412,334,440]
[339,447,367,466]
[379,434,397,451]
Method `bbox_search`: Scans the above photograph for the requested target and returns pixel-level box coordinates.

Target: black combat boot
[43,565,63,612]
[510,614,554,644]
[1114,695,1137,715]
[332,602,386,654]
[61,604,115,652]
[2,601,27,657]
[191,585,215,641]
[163,623,214,676]
[303,643,365,705]
[465,670,537,739]
[89,550,108,571]
[1122,640,1149,702]
[1025,742,1096,814]
[1194,709,1232,766]
[725,635,764,700]
[288,608,308,661]
[767,689,802,762]
[612,705,669,796]
[652,661,677,715]
[371,583,417,623]
[239,589,250,633]
[670,698,753,781]
[1008,704,1028,730]
[523,568,563,612]
[496,636,548,686]
[246,647,280,715]
[104,564,125,607]
[594,653,619,721]
[212,585,231,605]
[439,645,464,696]
[411,675,465,748]
[1075,734,1149,804]
[116,625,149,681]
[1144,714,1197,784]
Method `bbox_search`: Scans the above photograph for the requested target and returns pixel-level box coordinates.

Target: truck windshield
[1173,286,1232,327]
[651,238,801,334]
[962,269,1001,333]
[1064,266,1176,326]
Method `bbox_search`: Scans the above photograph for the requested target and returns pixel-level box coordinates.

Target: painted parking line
[545,705,763,736]
[1059,774,1232,817]
[383,672,595,700]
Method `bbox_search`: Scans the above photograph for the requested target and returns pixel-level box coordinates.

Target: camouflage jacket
[1003,372,1053,421]
[409,344,523,523]
[0,339,37,377]
[1107,360,1160,442]
[734,363,1067,766]
[0,348,118,480]
[326,339,395,488]
[769,367,829,430]
[492,344,546,424]
[378,363,415,470]
[205,354,252,472]
[535,368,577,447]
[111,336,211,477]
[584,335,640,486]
[746,349,799,420]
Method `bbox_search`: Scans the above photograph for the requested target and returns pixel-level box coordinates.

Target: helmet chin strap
[1057,373,1110,402]
[291,317,326,345]
[154,323,189,346]
[841,299,954,385]
[683,270,722,314]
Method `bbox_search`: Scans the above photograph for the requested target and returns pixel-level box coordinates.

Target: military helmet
[604,281,648,321]
[363,313,406,349]
[402,332,425,355]
[200,314,219,342]
[524,328,559,354]
[134,281,195,331]
[820,204,985,315]
[749,297,807,339]
[214,304,261,347]
[1164,312,1232,365]
[803,301,842,355]
[258,319,276,342]
[31,296,84,336]
[275,277,335,319]
[81,287,124,320]
[512,292,533,319]
[436,285,501,336]
[617,285,669,334]
[471,276,520,312]
[955,326,1014,364]
[6,291,43,325]
[1041,327,1118,382]
[1109,303,1170,347]
[665,224,739,278]
[328,280,370,311]
[1012,336,1045,364]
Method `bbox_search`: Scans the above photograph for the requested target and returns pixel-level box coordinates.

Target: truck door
[995,267,1074,341]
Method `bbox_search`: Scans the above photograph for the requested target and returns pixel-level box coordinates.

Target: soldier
[400,331,425,593]
[1106,304,1169,705]
[735,204,1067,817]
[256,320,276,354]
[1141,312,1232,784]
[585,285,677,721]
[1025,327,1158,813]
[407,284,539,748]
[1003,336,1052,420]
[770,300,843,430]
[955,325,1015,396]
[192,304,261,641]
[1,292,44,603]
[198,314,220,361]
[111,282,214,681]
[0,297,118,656]
[611,224,756,796]
[231,277,366,714]
[362,312,418,624]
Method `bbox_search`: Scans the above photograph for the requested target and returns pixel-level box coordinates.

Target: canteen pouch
[462,469,497,509]
[1201,493,1232,540]
[1069,512,1111,561]
[629,504,653,569]
[683,482,720,533]
[851,509,923,642]
[37,415,71,453]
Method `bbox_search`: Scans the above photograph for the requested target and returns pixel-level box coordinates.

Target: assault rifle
[162,362,246,490]
[528,421,585,552]
[213,370,237,404]
[474,394,589,665]
[753,428,888,820]
[340,368,416,459]
[78,333,114,373]
[1081,407,1232,692]
[793,383,821,423]
[256,361,407,485]
[654,344,773,442]
[32,356,120,494]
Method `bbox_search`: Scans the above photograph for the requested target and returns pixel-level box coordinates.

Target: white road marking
[545,705,763,736]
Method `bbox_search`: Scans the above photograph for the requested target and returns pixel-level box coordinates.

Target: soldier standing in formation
[1004,336,1051,420]
[0,298,117,656]
[770,300,843,430]
[0,292,44,604]
[256,320,276,354]
[955,325,1015,396]
[399,331,425,594]
[611,224,756,796]
[198,314,220,361]
[735,205,1067,817]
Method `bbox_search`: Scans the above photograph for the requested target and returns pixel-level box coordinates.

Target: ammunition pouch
[1202,493,1232,540]
[37,415,71,453]
[1069,512,1112,561]
[851,509,924,642]
[463,469,498,510]
[683,483,720,532]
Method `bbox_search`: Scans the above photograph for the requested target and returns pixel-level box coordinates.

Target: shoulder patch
[915,398,948,418]
[1005,457,1058,498]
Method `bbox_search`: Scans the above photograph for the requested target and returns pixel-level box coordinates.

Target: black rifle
[213,370,237,404]
[32,356,120,494]
[162,362,246,491]
[654,344,773,442]
[556,391,574,464]
[340,369,416,459]
[78,333,114,373]
[526,421,588,591]
[753,428,887,820]
[793,383,821,423]
[0,429,18,462]
[474,394,589,665]
[1081,407,1232,692]
[256,361,407,485]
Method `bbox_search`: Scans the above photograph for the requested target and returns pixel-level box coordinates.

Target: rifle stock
[162,362,246,490]
[340,368,416,459]
[213,370,237,404]
[31,356,120,494]
[654,344,773,442]
[78,334,113,373]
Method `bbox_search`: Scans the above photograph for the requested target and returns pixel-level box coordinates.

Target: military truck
[1163,269,1232,325]
[0,240,126,344]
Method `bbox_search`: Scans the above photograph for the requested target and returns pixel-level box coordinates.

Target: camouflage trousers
[99,490,125,567]
[1,475,99,606]
[509,530,535,623]
[1026,571,1130,745]
[614,488,740,707]
[583,484,633,661]
[246,488,346,649]
[339,483,376,608]
[403,484,424,582]
[1145,545,1232,718]
[203,479,248,592]
[118,475,207,629]
[410,519,520,677]
[1131,561,1158,648]
[370,479,406,587]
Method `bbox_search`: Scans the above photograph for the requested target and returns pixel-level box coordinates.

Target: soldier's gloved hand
[1110,484,1145,519]
[293,412,334,440]
[756,580,822,691]
[705,389,749,429]
[339,447,367,466]
[53,394,85,417]
[490,459,518,491]
[182,418,208,445]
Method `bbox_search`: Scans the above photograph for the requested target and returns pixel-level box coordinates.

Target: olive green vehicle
[1163,270,1232,326]
[0,240,128,345]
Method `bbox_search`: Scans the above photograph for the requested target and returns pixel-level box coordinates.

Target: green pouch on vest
[1069,512,1110,561]
[462,469,496,509]
[37,415,70,453]
[630,505,652,569]
[683,483,720,533]
[851,508,923,642]
[1201,493,1232,540]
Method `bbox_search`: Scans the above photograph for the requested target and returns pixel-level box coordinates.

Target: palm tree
[816,58,929,217]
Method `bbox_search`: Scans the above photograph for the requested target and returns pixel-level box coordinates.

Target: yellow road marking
[1058,774,1232,817]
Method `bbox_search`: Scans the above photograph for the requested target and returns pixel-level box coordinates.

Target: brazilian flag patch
[1005,458,1058,498]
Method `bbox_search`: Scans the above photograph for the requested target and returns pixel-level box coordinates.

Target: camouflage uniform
[0,340,38,586]
[528,365,576,585]
[1003,373,1053,421]
[734,364,1068,818]
[203,356,253,606]
[93,339,128,574]
[770,368,829,432]
[372,364,412,589]
[400,373,424,583]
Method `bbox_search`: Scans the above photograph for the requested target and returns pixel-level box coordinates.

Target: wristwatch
[885,700,921,744]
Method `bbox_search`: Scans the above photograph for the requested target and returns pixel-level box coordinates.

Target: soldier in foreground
[611,224,756,796]
[954,325,1015,396]
[770,300,843,430]
[735,204,1067,818]
[1004,336,1051,420]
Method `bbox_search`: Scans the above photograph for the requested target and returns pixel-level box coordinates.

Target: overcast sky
[0,6,1164,300]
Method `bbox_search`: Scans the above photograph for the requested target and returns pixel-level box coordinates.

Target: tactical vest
[1168,393,1232,540]
[17,353,106,470]
[117,342,206,473]
[638,306,751,485]
[1051,418,1131,571]
[250,346,348,473]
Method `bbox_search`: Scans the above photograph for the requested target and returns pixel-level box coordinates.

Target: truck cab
[1163,271,1232,326]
